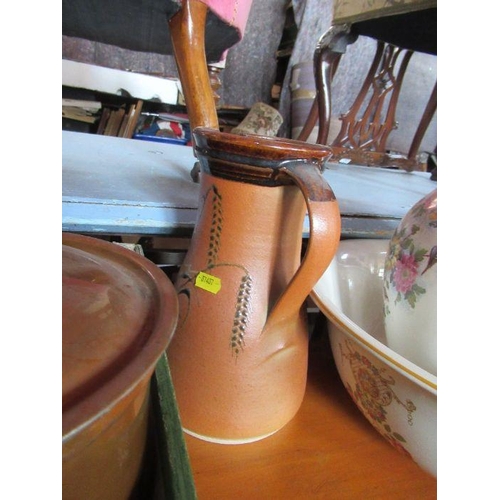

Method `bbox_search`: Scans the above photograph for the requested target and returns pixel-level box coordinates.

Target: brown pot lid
[62,233,178,438]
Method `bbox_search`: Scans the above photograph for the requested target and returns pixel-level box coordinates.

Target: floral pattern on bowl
[312,238,437,476]
[339,337,416,460]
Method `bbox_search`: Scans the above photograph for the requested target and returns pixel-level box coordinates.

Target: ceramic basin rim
[62,233,179,438]
[310,290,437,394]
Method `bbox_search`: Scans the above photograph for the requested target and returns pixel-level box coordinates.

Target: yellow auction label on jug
[195,271,222,294]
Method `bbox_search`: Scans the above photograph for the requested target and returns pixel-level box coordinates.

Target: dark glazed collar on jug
[193,127,333,186]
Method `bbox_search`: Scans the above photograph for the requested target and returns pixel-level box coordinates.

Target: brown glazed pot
[62,233,179,499]
[167,128,341,443]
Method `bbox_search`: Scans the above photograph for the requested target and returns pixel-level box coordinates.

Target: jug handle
[263,160,341,336]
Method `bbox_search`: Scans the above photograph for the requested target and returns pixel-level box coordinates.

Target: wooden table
[183,332,437,499]
[62,131,437,239]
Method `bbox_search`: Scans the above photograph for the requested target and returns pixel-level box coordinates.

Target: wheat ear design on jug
[176,184,253,357]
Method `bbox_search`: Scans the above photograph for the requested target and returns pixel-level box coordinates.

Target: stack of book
[97,100,144,138]
[62,99,102,124]
[62,98,144,138]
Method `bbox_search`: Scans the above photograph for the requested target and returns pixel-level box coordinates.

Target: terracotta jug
[167,128,341,443]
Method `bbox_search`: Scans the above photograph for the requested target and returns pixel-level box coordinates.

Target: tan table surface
[184,332,437,499]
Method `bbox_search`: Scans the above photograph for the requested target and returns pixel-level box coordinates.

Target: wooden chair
[297,0,437,172]
[62,0,253,132]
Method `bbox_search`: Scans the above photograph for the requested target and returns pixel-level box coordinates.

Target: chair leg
[297,25,356,145]
[296,45,339,144]
[407,82,437,162]
[315,45,342,145]
[168,0,219,130]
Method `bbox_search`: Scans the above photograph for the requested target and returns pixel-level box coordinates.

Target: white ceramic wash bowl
[311,239,437,477]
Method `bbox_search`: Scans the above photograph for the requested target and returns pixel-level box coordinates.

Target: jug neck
[192,127,333,186]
